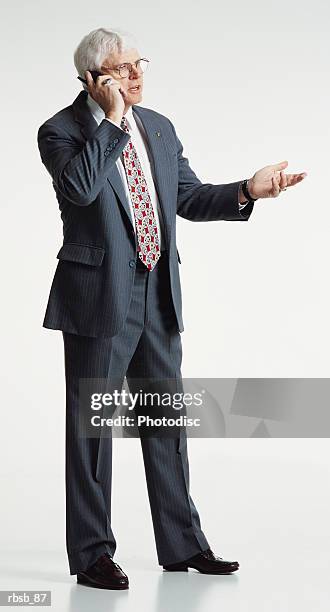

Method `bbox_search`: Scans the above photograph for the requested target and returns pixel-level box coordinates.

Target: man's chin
[127,92,143,105]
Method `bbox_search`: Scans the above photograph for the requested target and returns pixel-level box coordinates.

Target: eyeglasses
[101,58,150,79]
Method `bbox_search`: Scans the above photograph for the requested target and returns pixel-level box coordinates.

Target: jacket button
[129,260,136,268]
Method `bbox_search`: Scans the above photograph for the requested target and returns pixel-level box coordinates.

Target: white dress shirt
[86,94,166,251]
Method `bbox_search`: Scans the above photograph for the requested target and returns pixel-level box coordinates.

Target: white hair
[74,27,139,84]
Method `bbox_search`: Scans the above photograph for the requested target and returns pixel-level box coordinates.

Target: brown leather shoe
[163,548,239,574]
[77,553,129,589]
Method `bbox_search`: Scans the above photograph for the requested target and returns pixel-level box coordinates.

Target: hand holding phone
[80,70,126,124]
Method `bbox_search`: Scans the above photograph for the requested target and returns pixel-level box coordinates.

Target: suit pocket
[56,243,105,266]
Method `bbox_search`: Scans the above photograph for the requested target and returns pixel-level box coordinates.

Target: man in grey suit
[37,27,306,589]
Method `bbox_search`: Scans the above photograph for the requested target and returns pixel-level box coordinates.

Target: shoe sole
[77,574,129,590]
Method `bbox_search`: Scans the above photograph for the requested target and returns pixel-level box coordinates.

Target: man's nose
[129,65,140,78]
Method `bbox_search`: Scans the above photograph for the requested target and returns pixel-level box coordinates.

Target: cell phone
[77,70,103,85]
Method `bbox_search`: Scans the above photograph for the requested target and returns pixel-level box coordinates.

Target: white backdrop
[1,1,330,609]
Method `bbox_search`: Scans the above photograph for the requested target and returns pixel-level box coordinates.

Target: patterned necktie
[120,115,161,271]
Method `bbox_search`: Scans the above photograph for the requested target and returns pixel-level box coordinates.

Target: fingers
[278,170,288,190]
[100,77,113,86]
[294,172,307,181]
[84,70,96,93]
[271,175,281,197]
[286,172,307,187]
[273,160,288,171]
[97,75,114,86]
[85,70,119,89]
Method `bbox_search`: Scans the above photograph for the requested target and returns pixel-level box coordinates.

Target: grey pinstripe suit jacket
[37,90,254,338]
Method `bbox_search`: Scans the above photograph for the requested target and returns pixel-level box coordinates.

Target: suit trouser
[62,250,210,575]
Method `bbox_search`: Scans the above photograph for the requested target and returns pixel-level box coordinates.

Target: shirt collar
[86,93,134,129]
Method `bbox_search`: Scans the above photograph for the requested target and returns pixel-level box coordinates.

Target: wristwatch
[241,179,258,203]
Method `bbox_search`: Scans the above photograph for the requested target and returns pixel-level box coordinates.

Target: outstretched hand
[248,161,307,199]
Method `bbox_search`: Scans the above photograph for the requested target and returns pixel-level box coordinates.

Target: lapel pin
[156,131,161,137]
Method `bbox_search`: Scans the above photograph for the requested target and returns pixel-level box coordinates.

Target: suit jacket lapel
[132,105,173,235]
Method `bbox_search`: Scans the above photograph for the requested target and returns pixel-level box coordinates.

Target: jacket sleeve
[37,118,130,206]
[168,120,254,222]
